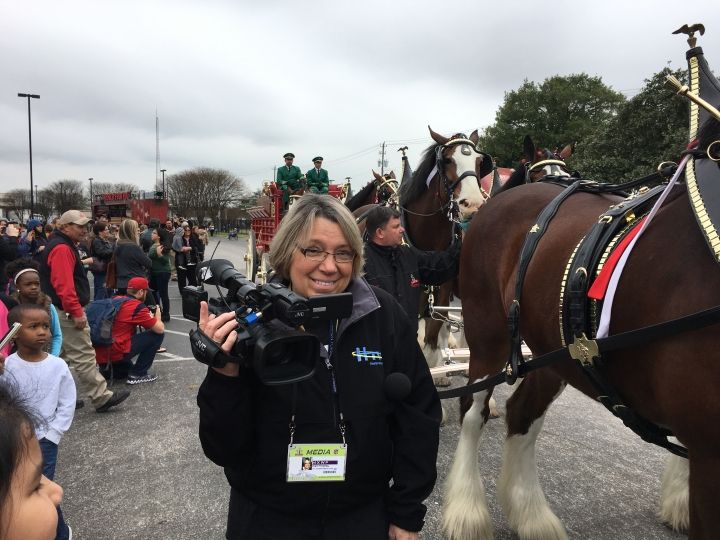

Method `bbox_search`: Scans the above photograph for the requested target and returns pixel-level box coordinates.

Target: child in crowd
[2,304,76,540]
[6,259,63,356]
[0,377,64,540]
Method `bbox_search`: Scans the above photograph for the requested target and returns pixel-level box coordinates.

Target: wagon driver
[277,152,303,211]
[306,156,329,194]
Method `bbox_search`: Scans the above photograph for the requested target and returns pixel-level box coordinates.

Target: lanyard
[289,320,346,446]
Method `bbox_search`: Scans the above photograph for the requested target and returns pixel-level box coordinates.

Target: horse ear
[372,170,383,181]
[388,171,396,179]
[522,135,535,162]
[559,142,575,160]
[428,125,449,145]
[469,129,480,144]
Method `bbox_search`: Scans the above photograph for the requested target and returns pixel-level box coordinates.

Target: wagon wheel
[244,230,259,282]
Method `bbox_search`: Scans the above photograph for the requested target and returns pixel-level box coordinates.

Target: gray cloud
[2,0,718,193]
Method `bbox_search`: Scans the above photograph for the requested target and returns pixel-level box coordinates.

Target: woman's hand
[388,524,418,540]
[199,301,240,377]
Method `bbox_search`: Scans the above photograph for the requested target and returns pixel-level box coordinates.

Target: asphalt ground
[57,236,686,539]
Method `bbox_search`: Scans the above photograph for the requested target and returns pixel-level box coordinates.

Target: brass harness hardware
[568,333,600,367]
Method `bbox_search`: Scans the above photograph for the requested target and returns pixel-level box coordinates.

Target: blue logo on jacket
[352,347,383,366]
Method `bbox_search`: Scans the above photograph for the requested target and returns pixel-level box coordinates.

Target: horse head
[428,126,494,222]
[372,169,398,205]
[521,135,575,182]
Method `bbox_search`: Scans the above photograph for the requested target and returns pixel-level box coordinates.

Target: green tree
[479,74,625,167]
[573,68,689,182]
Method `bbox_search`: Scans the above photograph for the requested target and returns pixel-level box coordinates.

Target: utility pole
[378,141,388,175]
[160,169,167,196]
[18,93,40,217]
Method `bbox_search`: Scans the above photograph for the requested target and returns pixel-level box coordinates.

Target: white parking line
[163,329,190,336]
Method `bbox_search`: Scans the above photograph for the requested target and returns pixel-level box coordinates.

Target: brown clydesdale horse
[443,121,720,539]
[394,127,493,381]
[345,170,398,211]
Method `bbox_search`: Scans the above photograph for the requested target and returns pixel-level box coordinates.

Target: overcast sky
[2,0,718,196]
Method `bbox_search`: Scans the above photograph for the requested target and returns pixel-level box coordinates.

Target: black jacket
[40,231,91,309]
[363,240,460,332]
[91,237,114,263]
[197,278,441,532]
[113,242,152,289]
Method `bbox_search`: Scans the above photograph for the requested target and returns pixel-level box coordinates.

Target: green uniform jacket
[277,165,303,204]
[306,168,329,193]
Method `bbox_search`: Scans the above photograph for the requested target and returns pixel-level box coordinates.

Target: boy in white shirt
[2,303,76,540]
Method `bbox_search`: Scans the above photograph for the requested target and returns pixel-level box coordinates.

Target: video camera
[182,259,352,385]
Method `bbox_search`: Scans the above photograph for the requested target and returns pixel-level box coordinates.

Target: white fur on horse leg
[659,446,689,532]
[417,318,426,348]
[499,392,567,539]
[423,342,451,387]
[488,396,500,419]
[448,332,458,349]
[442,389,494,540]
[440,402,448,425]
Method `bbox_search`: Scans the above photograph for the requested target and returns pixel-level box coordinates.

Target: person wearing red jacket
[39,210,129,412]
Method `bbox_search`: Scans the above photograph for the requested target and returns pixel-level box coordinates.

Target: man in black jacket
[362,206,460,334]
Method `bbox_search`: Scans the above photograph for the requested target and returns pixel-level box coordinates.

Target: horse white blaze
[499,384,568,540]
[443,386,494,540]
[659,447,689,532]
[452,148,485,219]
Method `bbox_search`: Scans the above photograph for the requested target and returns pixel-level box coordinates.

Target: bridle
[373,175,399,206]
[401,135,492,225]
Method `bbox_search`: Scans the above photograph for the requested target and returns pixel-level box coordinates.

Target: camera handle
[189,328,238,368]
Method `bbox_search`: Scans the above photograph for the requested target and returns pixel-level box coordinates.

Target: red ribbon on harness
[587,216,647,300]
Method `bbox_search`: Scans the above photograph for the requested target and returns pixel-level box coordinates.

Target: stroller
[228,227,238,240]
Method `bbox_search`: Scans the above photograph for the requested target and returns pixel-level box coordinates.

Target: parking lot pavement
[58,238,686,539]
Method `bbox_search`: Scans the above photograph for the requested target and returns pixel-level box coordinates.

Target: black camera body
[182,259,352,385]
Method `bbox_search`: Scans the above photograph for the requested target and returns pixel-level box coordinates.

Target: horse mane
[491,167,526,196]
[345,180,376,211]
[398,142,438,206]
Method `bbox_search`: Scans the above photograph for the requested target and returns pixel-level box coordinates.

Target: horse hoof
[434,376,452,387]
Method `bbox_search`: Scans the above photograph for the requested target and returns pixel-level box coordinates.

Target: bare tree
[46,180,86,214]
[90,182,139,197]
[167,168,248,222]
[5,189,31,221]
[35,188,55,221]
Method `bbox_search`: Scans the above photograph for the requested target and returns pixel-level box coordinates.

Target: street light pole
[18,93,40,218]
[88,178,93,214]
[160,169,167,196]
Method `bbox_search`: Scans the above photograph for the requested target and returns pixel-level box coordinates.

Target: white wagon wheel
[244,230,259,282]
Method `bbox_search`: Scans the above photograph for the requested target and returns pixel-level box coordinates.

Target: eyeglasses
[298,246,355,264]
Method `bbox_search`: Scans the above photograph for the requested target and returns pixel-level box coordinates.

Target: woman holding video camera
[196,195,441,540]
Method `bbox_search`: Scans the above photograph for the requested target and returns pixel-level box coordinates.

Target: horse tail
[442,389,494,540]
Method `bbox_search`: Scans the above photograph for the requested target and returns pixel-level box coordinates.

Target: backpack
[86,296,133,347]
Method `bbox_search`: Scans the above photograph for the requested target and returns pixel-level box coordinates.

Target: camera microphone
[384,373,412,402]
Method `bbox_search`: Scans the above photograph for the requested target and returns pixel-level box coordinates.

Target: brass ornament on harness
[707,140,720,162]
[568,333,600,367]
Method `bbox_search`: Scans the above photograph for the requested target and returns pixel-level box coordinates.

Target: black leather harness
[438,169,720,458]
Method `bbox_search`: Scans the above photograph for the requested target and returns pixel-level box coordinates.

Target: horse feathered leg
[442,386,494,540]
[659,449,689,532]
[499,372,568,540]
[424,321,451,386]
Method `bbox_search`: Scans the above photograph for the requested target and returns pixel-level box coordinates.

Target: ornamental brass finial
[672,23,705,48]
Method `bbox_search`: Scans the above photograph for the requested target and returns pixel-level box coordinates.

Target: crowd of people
[0,192,463,539]
[0,210,210,538]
